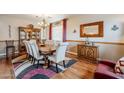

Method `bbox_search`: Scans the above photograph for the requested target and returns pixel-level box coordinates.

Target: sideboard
[77,44,99,63]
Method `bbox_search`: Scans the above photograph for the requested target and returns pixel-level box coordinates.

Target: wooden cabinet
[78,44,99,62]
[19,24,41,52]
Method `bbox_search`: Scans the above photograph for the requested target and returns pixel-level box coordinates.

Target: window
[49,19,67,41]
[52,21,63,41]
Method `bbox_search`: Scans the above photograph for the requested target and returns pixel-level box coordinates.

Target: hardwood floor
[0,54,97,79]
[52,54,97,79]
[0,58,15,79]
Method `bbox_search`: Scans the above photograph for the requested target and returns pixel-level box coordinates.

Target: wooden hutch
[18,24,41,52]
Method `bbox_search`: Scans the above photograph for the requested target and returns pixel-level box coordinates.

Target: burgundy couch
[94,60,124,79]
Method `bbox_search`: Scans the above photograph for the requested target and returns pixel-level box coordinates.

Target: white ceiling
[0,14,72,23]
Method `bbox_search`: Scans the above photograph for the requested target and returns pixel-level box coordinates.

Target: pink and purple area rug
[13,59,76,79]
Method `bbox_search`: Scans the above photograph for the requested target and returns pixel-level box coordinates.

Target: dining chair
[48,42,69,73]
[30,40,39,52]
[45,40,54,46]
[6,40,15,59]
[54,41,61,46]
[23,41,33,62]
[30,39,43,55]
[52,41,62,56]
[29,40,44,68]
[27,40,38,65]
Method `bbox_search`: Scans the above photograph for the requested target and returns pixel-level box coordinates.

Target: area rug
[13,58,76,79]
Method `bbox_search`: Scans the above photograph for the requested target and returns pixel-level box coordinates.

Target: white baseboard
[66,51,77,56]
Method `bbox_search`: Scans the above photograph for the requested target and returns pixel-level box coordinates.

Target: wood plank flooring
[0,58,15,79]
[0,54,97,79]
[52,56,97,79]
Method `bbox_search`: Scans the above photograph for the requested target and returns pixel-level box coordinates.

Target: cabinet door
[86,47,94,59]
[80,46,86,57]
[78,45,86,57]
[78,45,98,61]
[78,45,81,57]
[31,32,36,39]
[86,47,98,61]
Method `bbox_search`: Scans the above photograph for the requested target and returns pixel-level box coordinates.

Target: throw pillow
[115,57,124,74]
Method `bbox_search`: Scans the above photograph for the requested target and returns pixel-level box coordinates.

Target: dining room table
[39,45,56,55]
[38,45,56,68]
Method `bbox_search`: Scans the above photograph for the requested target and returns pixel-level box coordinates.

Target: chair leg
[30,57,32,63]
[26,54,28,59]
[56,63,59,73]
[30,56,33,63]
[33,58,35,65]
[37,60,39,68]
[44,56,47,64]
[12,47,15,58]
[47,60,50,68]
[6,48,8,59]
[63,60,66,68]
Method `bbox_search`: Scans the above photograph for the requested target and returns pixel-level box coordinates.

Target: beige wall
[0,15,51,57]
[67,14,124,61]
[0,15,38,40]
[0,15,40,57]
[1,14,124,61]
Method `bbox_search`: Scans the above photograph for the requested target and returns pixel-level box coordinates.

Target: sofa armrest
[94,71,123,79]
[98,60,116,68]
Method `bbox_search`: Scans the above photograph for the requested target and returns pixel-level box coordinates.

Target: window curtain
[49,19,67,42]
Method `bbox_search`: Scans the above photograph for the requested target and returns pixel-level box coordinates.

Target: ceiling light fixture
[36,14,52,40]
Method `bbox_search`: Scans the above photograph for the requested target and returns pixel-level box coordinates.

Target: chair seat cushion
[37,55,43,60]
[115,57,124,74]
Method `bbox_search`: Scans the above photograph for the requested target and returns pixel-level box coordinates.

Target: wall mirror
[80,21,104,37]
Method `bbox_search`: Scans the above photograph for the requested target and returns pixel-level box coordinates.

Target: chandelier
[36,15,51,40]
[36,14,52,29]
[37,18,50,29]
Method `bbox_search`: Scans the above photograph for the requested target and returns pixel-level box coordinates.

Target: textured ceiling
[0,14,72,23]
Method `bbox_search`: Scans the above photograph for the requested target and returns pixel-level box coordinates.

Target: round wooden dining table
[39,45,56,68]
[39,45,56,55]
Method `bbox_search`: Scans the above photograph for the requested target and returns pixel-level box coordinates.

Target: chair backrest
[23,41,29,54]
[29,40,40,59]
[26,41,33,56]
[30,40,39,53]
[56,42,69,63]
[45,40,54,45]
[53,40,61,47]
[6,40,14,47]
